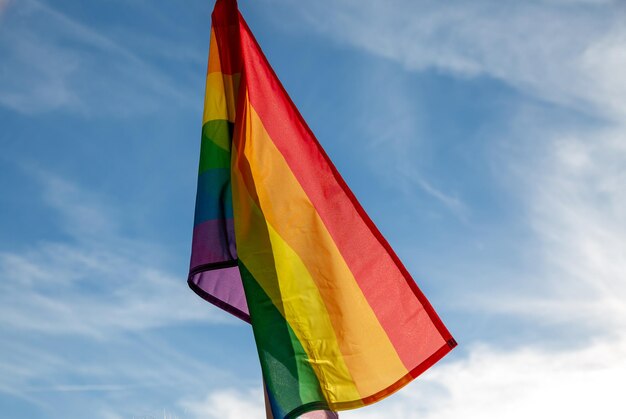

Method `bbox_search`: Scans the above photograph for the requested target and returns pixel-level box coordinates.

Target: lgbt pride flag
[188,1,457,417]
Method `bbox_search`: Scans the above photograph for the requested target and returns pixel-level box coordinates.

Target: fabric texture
[188,1,457,418]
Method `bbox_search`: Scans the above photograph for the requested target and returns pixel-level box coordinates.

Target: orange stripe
[207,28,222,74]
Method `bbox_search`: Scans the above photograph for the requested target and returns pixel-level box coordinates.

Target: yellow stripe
[234,185,363,405]
[202,72,240,126]
[267,224,364,406]
[233,96,408,401]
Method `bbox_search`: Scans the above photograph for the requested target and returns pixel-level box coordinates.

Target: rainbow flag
[188,1,457,418]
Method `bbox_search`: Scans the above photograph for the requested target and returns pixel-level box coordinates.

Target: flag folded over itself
[188,1,457,418]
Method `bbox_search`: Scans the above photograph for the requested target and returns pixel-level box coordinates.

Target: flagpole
[263,380,274,419]
[264,378,339,418]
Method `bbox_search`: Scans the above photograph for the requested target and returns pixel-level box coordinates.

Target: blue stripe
[194,168,233,225]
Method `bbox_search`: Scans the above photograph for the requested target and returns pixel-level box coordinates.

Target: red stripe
[238,16,455,370]
[361,341,455,406]
[212,0,242,75]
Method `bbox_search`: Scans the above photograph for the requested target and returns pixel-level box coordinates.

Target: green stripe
[238,261,328,417]
[199,120,233,172]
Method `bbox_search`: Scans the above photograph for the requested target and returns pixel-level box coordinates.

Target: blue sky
[1,0,625,417]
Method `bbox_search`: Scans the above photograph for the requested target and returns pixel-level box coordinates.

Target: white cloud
[0,172,229,339]
[273,0,626,119]
[0,0,195,115]
[468,117,626,336]
[187,335,626,419]
[339,336,626,419]
[371,22,626,414]
[180,388,266,419]
[180,388,341,419]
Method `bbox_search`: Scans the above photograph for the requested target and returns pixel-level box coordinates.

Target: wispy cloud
[397,165,467,217]
[0,171,229,339]
[479,117,626,335]
[0,169,236,412]
[0,0,198,115]
[350,60,468,217]
[0,244,221,337]
[273,0,626,119]
[0,332,232,418]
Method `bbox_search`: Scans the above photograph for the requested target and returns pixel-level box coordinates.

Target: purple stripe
[189,218,247,320]
[188,267,249,321]
[190,218,237,268]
